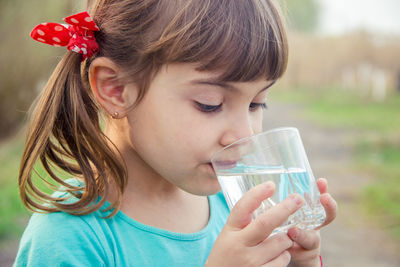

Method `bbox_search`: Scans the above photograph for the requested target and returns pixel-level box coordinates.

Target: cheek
[168,112,214,151]
[136,104,211,164]
[252,111,264,134]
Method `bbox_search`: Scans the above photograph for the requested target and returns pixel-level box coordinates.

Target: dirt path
[263,101,400,266]
[0,240,18,267]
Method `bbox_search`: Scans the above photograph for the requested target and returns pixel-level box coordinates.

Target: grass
[0,128,71,241]
[271,85,400,238]
[0,130,30,240]
[356,139,400,237]
[270,86,400,132]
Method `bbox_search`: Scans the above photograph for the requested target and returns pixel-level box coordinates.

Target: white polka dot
[54,26,63,31]
[37,29,45,36]
[70,18,79,24]
[82,43,87,48]
[52,37,61,43]
[72,34,77,39]
[81,48,87,55]
[72,46,81,53]
[81,26,89,30]
[84,17,93,22]
[83,37,88,41]
[37,38,45,42]
[41,23,47,26]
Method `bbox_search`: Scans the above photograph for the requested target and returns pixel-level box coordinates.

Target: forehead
[158,63,272,90]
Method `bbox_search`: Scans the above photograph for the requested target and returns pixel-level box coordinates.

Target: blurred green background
[0,0,399,264]
[0,0,83,241]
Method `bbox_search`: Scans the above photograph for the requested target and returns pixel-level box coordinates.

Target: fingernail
[265,181,274,190]
[290,194,303,206]
[291,228,298,240]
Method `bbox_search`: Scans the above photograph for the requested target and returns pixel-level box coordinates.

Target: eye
[249,102,267,111]
[195,102,223,113]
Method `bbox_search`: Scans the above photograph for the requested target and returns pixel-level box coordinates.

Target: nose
[219,113,254,147]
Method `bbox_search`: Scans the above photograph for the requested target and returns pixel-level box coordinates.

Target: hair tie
[30,11,100,61]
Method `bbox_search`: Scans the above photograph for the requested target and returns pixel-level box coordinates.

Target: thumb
[287,227,321,250]
[226,181,275,230]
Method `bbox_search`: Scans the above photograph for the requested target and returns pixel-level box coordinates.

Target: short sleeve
[14,212,109,267]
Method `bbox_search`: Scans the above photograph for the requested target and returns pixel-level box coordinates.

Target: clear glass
[211,127,326,234]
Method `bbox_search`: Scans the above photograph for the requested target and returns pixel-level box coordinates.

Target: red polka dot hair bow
[30,11,100,60]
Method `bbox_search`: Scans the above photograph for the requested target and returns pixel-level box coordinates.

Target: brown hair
[19,0,288,216]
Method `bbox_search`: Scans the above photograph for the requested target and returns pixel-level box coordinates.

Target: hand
[287,178,338,267]
[206,182,304,267]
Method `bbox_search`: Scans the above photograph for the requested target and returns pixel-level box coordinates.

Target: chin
[189,178,222,196]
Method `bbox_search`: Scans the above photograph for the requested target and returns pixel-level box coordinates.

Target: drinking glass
[211,127,326,234]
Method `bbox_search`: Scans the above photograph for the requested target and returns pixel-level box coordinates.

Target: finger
[316,193,338,229]
[226,181,276,230]
[242,194,304,246]
[261,251,291,267]
[287,227,320,250]
[316,178,328,194]
[287,242,321,265]
[256,233,293,263]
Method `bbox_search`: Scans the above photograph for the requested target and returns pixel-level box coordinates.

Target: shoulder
[14,207,111,266]
[22,209,103,239]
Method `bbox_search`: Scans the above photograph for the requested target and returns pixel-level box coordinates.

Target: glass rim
[211,127,299,162]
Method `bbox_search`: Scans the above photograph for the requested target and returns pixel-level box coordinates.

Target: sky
[317,0,400,36]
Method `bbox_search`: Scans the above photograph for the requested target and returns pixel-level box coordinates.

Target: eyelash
[196,102,267,113]
[249,102,268,111]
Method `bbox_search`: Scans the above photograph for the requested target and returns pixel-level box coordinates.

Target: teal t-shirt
[14,180,230,267]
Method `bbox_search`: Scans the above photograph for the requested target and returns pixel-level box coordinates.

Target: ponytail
[19,52,126,217]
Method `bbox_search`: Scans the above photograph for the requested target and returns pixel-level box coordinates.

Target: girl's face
[124,63,271,196]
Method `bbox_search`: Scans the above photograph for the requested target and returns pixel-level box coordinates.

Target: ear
[88,57,138,118]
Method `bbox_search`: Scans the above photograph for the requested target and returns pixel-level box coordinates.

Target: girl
[15,0,337,266]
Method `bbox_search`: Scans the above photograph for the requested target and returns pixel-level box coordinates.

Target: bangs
[145,0,288,82]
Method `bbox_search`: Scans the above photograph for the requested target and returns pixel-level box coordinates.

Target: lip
[207,163,216,175]
[211,160,238,170]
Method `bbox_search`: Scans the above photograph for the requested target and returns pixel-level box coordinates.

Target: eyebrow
[190,79,276,93]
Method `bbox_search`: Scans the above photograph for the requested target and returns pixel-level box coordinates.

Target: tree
[284,0,319,32]
[0,0,78,139]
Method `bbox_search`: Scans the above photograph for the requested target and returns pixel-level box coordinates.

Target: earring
[111,111,119,119]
